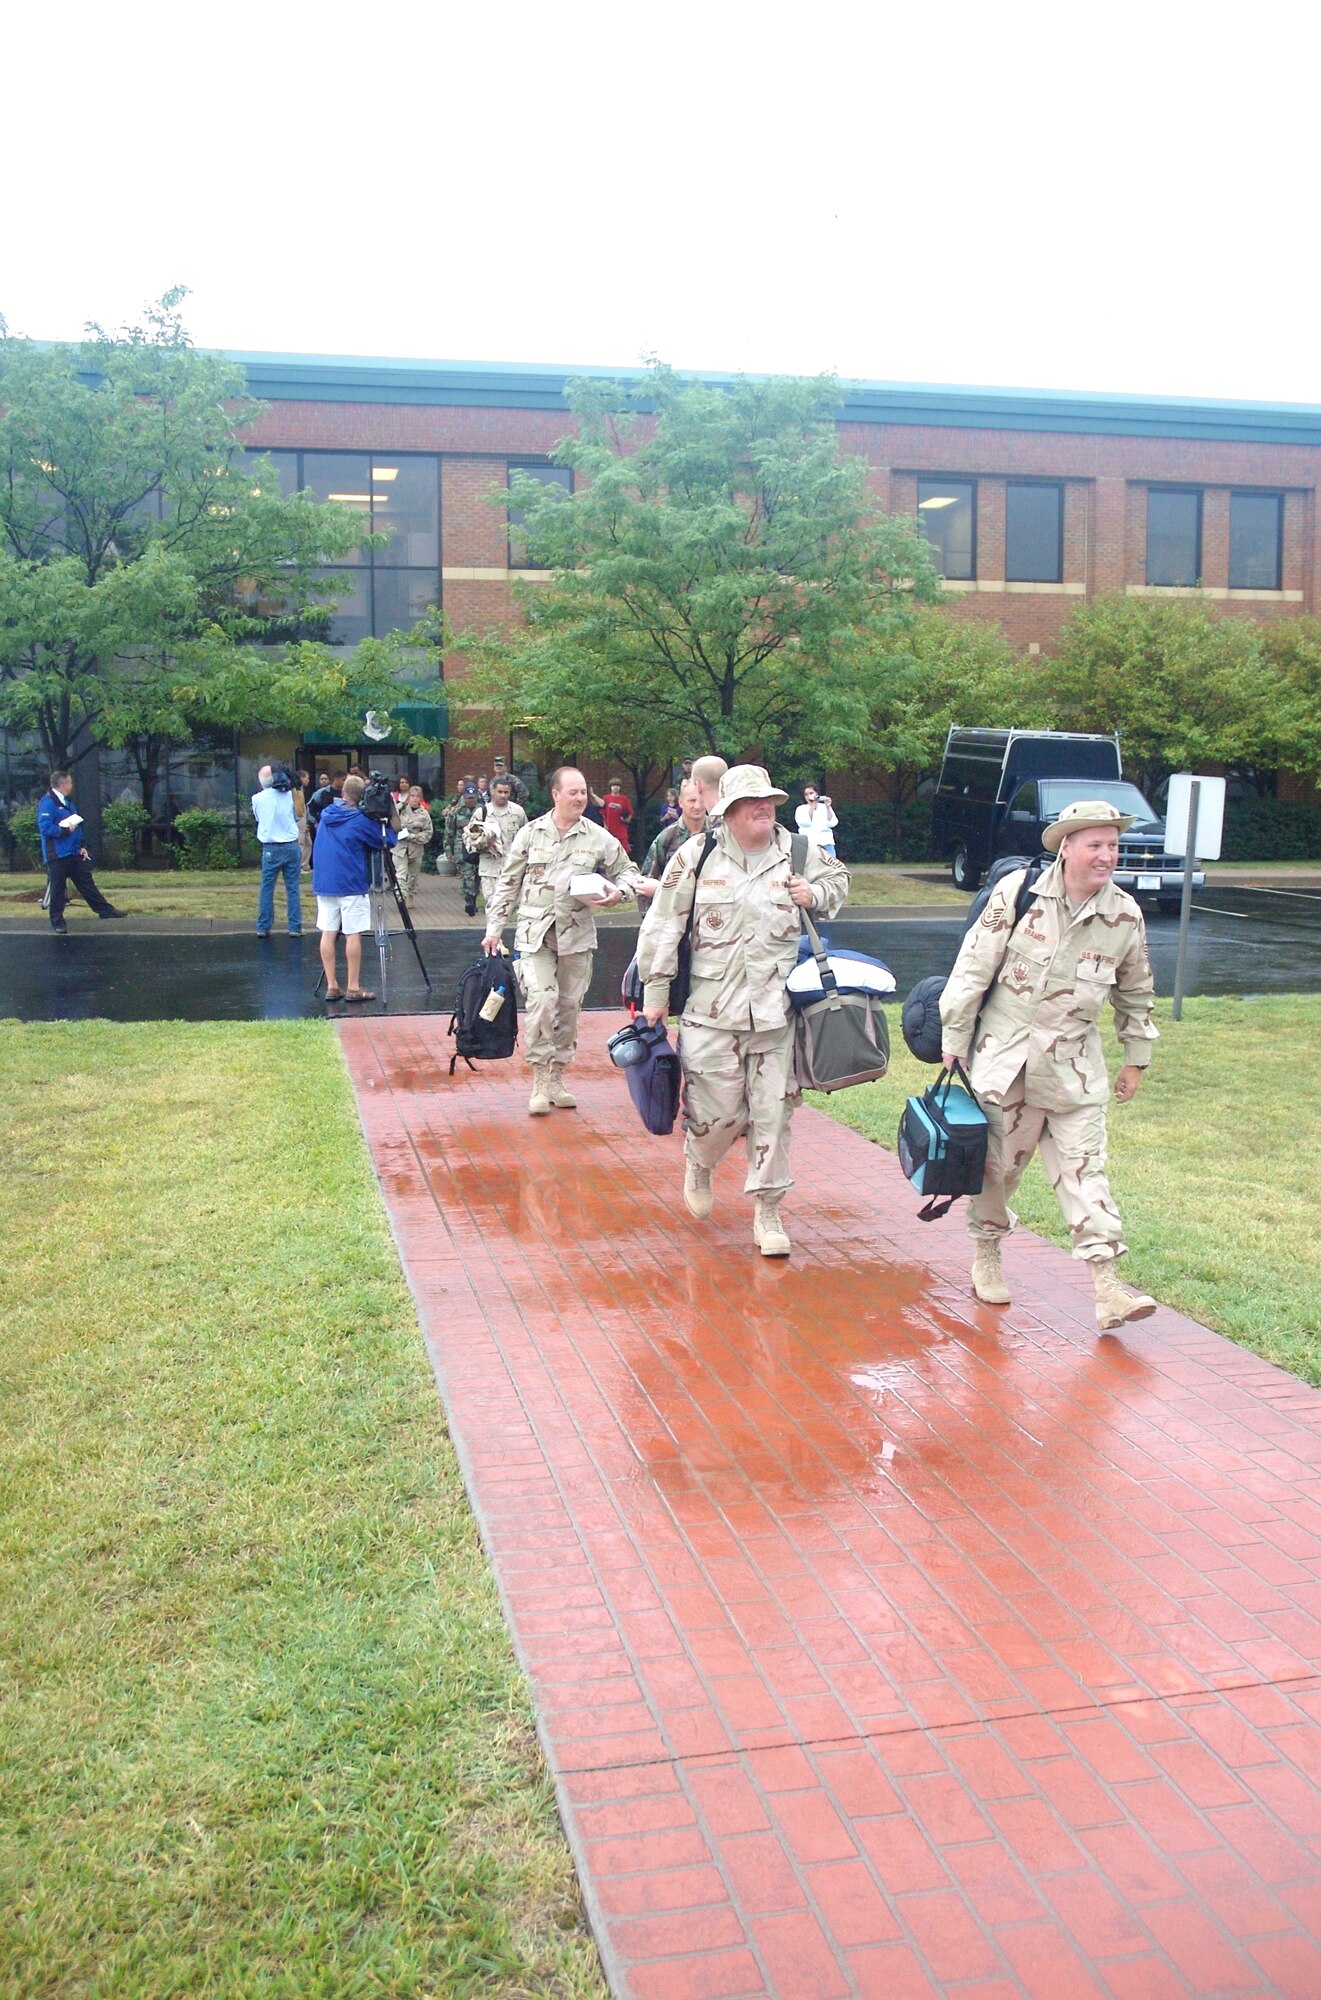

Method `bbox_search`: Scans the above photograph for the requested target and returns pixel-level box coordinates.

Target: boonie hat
[716,764,788,809]
[1042,799,1134,853]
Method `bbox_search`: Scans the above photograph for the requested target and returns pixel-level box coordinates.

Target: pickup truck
[931,728,1205,910]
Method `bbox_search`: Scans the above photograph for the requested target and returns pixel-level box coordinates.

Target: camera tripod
[315,845,430,1010]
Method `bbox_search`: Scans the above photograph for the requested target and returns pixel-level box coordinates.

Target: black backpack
[449,953,519,1073]
[900,857,1047,1064]
[963,854,1046,936]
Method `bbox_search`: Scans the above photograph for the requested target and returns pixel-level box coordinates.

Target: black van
[931,728,1203,908]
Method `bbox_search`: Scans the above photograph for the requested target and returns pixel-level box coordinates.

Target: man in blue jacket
[311,774,399,1002]
[37,770,127,933]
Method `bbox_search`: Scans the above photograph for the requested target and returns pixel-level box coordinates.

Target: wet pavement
[343,1013,1321,2000]
[2,885,1319,1021]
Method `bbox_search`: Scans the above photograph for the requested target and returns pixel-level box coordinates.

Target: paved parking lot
[1,885,1317,1021]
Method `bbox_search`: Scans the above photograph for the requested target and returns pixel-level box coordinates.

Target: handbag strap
[790,832,838,997]
[933,1057,980,1108]
[677,830,717,956]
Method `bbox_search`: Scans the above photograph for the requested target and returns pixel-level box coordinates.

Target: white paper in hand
[570,871,612,903]
[59,813,84,830]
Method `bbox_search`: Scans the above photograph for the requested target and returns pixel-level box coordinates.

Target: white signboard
[1165,774,1225,860]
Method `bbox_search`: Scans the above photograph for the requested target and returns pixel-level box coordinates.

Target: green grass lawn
[0,870,269,922]
[814,994,1321,1385]
[0,1022,606,2000]
[839,865,968,907]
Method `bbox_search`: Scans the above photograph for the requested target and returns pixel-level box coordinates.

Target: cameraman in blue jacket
[37,770,126,933]
[311,774,399,1002]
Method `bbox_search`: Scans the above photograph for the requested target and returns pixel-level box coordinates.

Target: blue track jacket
[310,801,397,897]
[37,790,87,861]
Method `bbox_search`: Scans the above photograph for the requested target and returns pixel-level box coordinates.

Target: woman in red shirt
[601,780,633,854]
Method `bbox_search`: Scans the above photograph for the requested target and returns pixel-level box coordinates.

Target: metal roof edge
[218,352,1321,446]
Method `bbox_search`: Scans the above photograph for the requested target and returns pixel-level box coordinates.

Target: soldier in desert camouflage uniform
[638,765,848,1258]
[391,785,434,901]
[482,766,642,1115]
[462,778,528,911]
[940,799,1160,1329]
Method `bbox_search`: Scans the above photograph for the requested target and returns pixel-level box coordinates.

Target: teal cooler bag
[898,1062,989,1221]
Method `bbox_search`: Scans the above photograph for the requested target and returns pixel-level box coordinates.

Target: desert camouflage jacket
[463,799,529,882]
[637,822,848,1033]
[483,811,641,955]
[940,857,1159,1111]
[395,801,435,849]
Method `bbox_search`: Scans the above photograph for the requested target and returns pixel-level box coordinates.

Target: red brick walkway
[342,1015,1321,2000]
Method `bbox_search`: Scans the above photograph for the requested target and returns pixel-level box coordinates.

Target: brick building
[8,356,1319,845]
[234,354,1321,780]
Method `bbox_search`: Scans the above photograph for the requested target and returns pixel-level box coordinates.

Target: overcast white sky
[6,0,1318,403]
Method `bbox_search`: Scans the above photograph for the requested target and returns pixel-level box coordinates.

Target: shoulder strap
[678,832,718,954]
[1011,860,1044,930]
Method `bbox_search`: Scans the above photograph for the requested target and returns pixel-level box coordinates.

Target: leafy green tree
[458,366,942,784]
[858,608,1047,841]
[0,291,430,804]
[1042,595,1286,795]
[1259,619,1321,785]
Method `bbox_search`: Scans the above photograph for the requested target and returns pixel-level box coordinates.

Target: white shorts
[316,893,371,935]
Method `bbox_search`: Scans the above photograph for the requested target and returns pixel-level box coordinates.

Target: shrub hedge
[1220,797,1321,862]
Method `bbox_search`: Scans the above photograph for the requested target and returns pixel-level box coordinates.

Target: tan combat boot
[971,1240,1011,1305]
[547,1065,577,1109]
[752,1194,791,1258]
[1092,1258,1157,1330]
[683,1160,713,1219]
[527,1067,552,1116]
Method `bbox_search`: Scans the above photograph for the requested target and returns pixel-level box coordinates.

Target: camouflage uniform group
[477,768,1158,1309]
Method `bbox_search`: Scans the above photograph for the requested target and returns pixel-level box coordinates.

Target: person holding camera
[252,763,303,937]
[795,783,838,859]
[311,774,400,1002]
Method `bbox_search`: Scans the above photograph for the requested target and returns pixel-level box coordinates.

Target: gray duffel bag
[792,909,890,1093]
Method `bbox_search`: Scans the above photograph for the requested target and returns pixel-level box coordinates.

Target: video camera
[359,772,395,823]
[269,764,295,794]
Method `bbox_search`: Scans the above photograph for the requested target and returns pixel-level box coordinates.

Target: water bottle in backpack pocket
[449,952,519,1073]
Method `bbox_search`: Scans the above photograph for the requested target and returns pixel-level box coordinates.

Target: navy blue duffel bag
[622,1019,682,1136]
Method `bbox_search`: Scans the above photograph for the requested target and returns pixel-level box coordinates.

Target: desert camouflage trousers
[967,1066,1127,1262]
[393,844,424,900]
[679,1019,800,1195]
[516,945,594,1070]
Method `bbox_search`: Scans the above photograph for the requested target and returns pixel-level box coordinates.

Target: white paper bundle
[569,871,613,902]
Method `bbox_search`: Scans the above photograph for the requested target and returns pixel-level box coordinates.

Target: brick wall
[241,393,1321,787]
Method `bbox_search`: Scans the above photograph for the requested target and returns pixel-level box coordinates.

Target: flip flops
[345,989,376,1003]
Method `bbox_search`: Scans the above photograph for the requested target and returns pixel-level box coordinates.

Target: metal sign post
[1172,780,1200,1022]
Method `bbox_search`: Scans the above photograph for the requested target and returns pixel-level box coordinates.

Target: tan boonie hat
[1042,798,1135,853]
[716,764,789,809]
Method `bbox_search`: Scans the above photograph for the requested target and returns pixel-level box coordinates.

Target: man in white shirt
[251,764,303,938]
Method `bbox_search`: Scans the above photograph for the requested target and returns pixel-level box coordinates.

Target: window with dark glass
[508,462,573,568]
[1229,492,1282,590]
[916,479,975,580]
[1146,489,1201,587]
[1005,483,1063,583]
[240,450,440,644]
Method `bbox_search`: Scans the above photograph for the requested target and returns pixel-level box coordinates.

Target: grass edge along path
[0,1020,606,2000]
[815,992,1321,1386]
